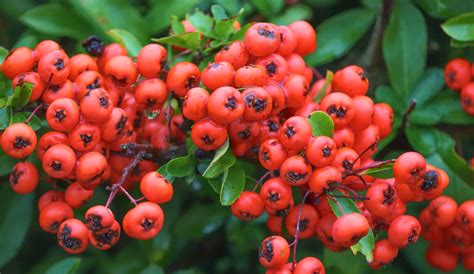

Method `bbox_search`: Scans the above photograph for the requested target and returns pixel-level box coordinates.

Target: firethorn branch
[252,170,274,192]
[350,142,378,169]
[105,150,147,208]
[25,103,46,124]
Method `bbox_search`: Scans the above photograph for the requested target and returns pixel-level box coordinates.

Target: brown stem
[350,142,378,169]
[24,103,46,124]
[105,150,146,208]
[118,185,138,206]
[291,190,313,266]
[402,100,417,129]
[311,67,324,80]
[252,170,273,192]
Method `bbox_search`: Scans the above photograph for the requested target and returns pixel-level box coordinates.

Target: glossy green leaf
[186,9,214,37]
[220,165,245,206]
[306,8,375,66]
[45,257,81,274]
[415,0,474,19]
[107,29,142,57]
[312,70,333,103]
[211,5,228,20]
[171,15,185,35]
[271,4,313,26]
[158,165,175,183]
[0,191,33,268]
[174,204,227,239]
[140,264,165,274]
[152,32,201,51]
[308,111,334,137]
[252,0,284,17]
[374,85,404,114]
[450,39,474,48]
[360,162,394,179]
[383,1,427,101]
[328,190,375,262]
[441,12,474,42]
[20,3,92,40]
[408,67,445,106]
[146,0,200,33]
[0,46,8,63]
[202,140,236,178]
[208,176,223,194]
[166,155,195,177]
[13,31,38,48]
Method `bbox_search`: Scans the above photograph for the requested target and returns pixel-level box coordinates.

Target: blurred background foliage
[0,0,473,273]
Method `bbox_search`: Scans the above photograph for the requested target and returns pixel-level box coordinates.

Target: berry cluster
[421,197,474,272]
[1,39,178,253]
[444,58,474,115]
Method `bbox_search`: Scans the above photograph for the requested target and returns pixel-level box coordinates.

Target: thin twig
[118,185,138,206]
[401,100,417,129]
[291,190,313,266]
[252,170,273,192]
[25,103,46,124]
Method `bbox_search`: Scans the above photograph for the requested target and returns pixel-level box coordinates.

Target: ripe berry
[104,55,138,87]
[89,219,121,250]
[315,214,344,252]
[264,83,286,115]
[285,204,319,239]
[123,202,164,240]
[1,123,37,159]
[349,95,374,131]
[331,147,360,175]
[38,190,65,211]
[428,196,458,227]
[42,144,76,179]
[288,21,317,57]
[280,155,312,186]
[12,72,45,102]
[372,103,393,139]
[9,161,39,194]
[201,62,235,90]
[460,82,474,115]
[409,165,446,200]
[41,80,75,104]
[191,117,228,151]
[393,152,426,185]
[332,127,355,148]
[234,65,269,88]
[320,92,355,129]
[332,65,369,97]
[76,151,108,190]
[369,239,398,270]
[65,181,94,208]
[166,61,200,97]
[426,245,459,272]
[256,54,289,82]
[140,171,173,204]
[85,205,115,233]
[258,236,290,269]
[207,86,245,125]
[364,181,398,218]
[306,136,337,168]
[57,219,89,254]
[182,87,209,121]
[74,70,104,100]
[38,50,70,84]
[260,177,292,210]
[294,257,325,274]
[34,40,61,61]
[388,215,421,248]
[68,123,101,152]
[283,74,310,108]
[278,116,312,150]
[2,47,34,79]
[258,139,288,170]
[266,216,283,235]
[353,125,379,159]
[46,98,80,132]
[39,201,74,234]
[309,166,341,194]
[457,200,474,233]
[68,53,98,80]
[134,78,168,110]
[100,107,129,142]
[332,212,369,247]
[244,23,280,57]
[285,53,306,76]
[242,87,273,121]
[80,88,114,123]
[97,43,128,71]
[444,58,471,90]
[231,191,265,221]
[36,131,69,159]
[137,44,167,78]
[276,26,297,57]
[214,41,249,70]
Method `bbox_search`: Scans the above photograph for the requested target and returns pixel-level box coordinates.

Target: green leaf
[0,192,33,268]
[441,12,474,42]
[0,107,12,130]
[186,9,214,37]
[450,39,474,48]
[328,190,375,262]
[360,162,394,179]
[307,111,334,137]
[202,140,236,178]
[383,1,427,102]
[146,0,200,34]
[415,0,474,19]
[408,67,445,106]
[313,70,333,103]
[13,31,38,48]
[19,82,33,108]
[140,265,165,274]
[305,8,376,66]
[152,32,201,51]
[374,85,404,114]
[171,15,185,35]
[174,204,227,239]
[271,4,313,26]
[107,29,142,57]
[45,257,81,274]
[20,3,93,40]
[158,165,175,183]
[0,46,8,63]
[166,155,195,177]
[211,5,228,20]
[252,0,284,17]
[220,165,245,206]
